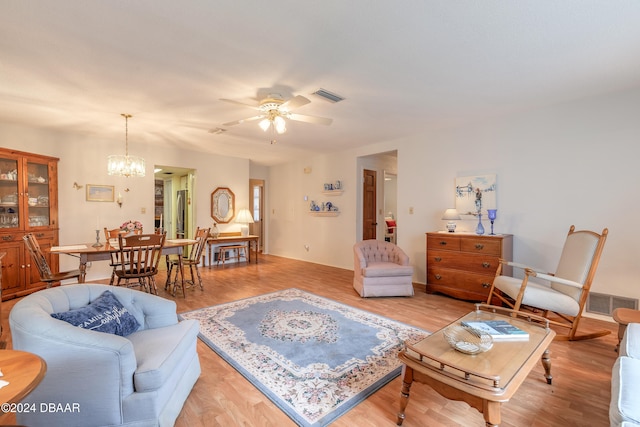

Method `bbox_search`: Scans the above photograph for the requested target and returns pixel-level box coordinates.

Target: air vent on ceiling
[312,88,345,103]
[209,127,227,135]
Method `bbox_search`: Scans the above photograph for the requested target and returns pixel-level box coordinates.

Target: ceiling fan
[220,94,333,137]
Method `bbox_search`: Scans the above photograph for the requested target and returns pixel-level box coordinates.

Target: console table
[426,232,513,302]
[206,234,259,266]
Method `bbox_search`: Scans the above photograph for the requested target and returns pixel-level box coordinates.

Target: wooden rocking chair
[486,225,609,341]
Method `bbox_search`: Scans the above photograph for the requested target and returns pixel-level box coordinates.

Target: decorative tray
[443,324,493,355]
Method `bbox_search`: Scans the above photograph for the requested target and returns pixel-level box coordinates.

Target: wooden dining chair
[166,227,210,297]
[114,233,166,295]
[104,228,142,285]
[23,233,81,287]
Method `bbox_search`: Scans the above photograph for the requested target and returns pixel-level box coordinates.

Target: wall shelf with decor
[308,211,340,217]
[323,180,343,193]
[322,190,343,196]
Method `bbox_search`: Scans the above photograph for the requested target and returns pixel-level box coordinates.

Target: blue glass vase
[476,213,485,235]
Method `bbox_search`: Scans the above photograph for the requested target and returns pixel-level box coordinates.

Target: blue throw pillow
[51,290,140,336]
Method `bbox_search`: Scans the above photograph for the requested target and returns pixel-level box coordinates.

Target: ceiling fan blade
[222,115,264,127]
[281,95,310,111]
[289,113,333,126]
[219,98,260,110]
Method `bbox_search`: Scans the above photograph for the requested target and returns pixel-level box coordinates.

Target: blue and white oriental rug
[179,288,428,426]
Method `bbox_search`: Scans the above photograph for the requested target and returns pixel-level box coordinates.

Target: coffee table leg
[397,365,413,426]
[483,400,501,426]
[541,348,552,385]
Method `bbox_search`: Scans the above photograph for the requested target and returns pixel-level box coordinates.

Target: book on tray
[461,319,529,341]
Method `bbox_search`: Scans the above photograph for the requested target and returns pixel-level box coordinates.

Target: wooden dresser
[426,232,513,302]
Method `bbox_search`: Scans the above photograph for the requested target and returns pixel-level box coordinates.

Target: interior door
[362,169,377,240]
[249,179,264,253]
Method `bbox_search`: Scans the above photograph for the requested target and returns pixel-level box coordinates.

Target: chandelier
[107,113,146,177]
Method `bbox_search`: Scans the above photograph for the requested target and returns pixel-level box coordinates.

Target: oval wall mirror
[211,187,235,223]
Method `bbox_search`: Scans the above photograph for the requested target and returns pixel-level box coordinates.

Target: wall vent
[586,292,638,316]
[312,88,345,103]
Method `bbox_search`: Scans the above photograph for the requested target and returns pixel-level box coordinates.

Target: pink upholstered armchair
[353,239,414,297]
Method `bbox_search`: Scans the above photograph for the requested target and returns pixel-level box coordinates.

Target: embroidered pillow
[51,290,140,336]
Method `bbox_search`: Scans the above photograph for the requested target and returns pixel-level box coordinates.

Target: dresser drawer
[427,249,499,274]
[26,230,56,241]
[426,235,460,251]
[0,232,22,243]
[0,230,55,243]
[460,238,502,256]
[426,268,494,298]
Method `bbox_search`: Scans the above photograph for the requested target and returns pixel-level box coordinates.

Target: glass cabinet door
[26,160,51,228]
[0,156,19,229]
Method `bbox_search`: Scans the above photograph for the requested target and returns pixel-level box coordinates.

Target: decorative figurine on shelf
[487,209,497,235]
[210,222,220,238]
[475,188,485,235]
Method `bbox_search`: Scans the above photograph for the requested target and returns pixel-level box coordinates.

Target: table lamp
[442,208,461,232]
[235,208,255,237]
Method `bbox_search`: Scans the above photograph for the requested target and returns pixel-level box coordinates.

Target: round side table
[0,350,47,423]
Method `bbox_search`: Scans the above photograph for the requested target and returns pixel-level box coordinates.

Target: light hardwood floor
[1,254,618,426]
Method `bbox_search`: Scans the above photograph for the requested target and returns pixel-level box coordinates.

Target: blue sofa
[9,284,201,427]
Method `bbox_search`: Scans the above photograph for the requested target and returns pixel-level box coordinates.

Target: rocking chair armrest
[525,270,584,289]
[499,260,548,274]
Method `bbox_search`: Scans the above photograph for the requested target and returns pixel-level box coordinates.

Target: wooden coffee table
[397,304,555,427]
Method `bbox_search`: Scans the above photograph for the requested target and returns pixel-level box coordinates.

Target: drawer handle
[482,282,491,288]
[434,274,442,280]
[35,233,45,238]
[482,262,491,268]
[434,257,442,262]
[2,235,14,241]
[439,241,447,246]
[475,244,484,250]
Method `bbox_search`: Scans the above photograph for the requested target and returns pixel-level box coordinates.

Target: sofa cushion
[128,319,200,392]
[610,356,640,426]
[51,290,140,336]
[620,323,640,359]
[362,262,413,277]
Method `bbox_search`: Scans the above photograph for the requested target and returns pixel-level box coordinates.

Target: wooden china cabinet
[426,232,513,303]
[0,148,59,300]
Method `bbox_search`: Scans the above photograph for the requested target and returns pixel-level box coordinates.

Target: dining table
[50,238,197,288]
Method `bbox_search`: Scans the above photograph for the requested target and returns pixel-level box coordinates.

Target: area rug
[179,288,428,427]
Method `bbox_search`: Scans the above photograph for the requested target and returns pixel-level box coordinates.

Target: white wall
[1,124,250,281]
[268,87,640,304]
[3,87,639,304]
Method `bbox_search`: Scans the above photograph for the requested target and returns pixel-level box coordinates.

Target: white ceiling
[2,1,640,166]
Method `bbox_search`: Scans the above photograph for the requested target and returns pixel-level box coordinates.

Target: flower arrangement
[120,220,143,233]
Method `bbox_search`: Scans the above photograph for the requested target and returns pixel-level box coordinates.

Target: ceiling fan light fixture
[274,115,286,134]
[258,118,271,132]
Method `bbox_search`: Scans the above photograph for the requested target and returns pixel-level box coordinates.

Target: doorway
[357,151,398,242]
[154,166,196,239]
[249,179,265,253]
